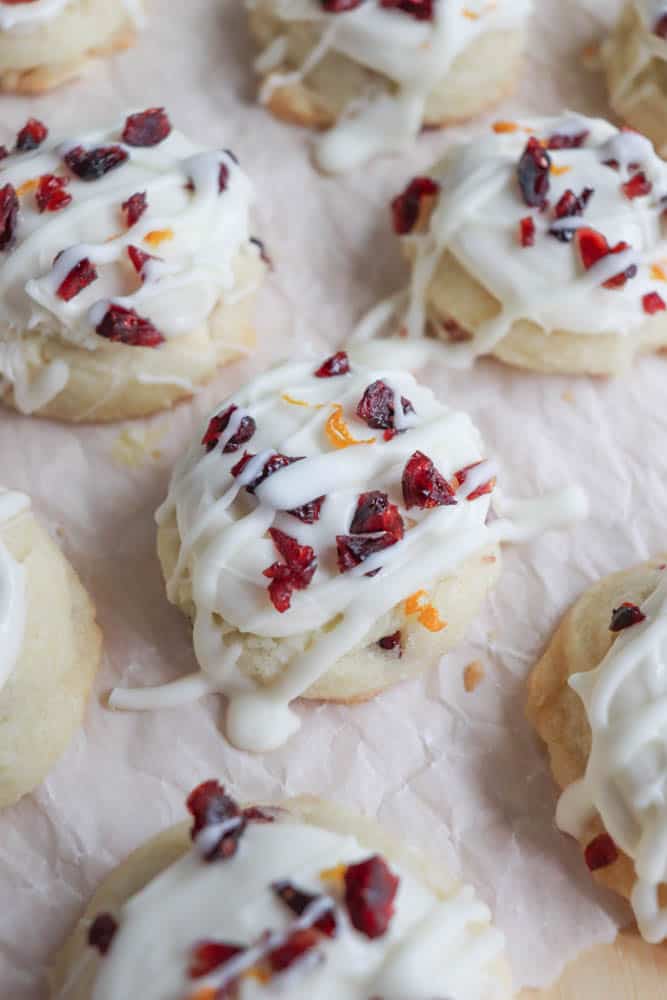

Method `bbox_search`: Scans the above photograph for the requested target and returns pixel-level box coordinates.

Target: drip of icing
[0,0,144,31]
[556,571,667,943]
[0,489,29,692]
[111,349,587,752]
[248,0,532,171]
[88,817,506,1000]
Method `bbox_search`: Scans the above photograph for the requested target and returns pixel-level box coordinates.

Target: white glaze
[379,112,667,366]
[89,814,507,1000]
[0,488,29,693]
[557,570,667,943]
[110,348,587,752]
[0,0,144,32]
[247,0,532,171]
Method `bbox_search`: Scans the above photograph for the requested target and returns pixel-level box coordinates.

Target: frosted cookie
[0,487,101,807]
[246,0,533,173]
[110,347,587,752]
[0,108,266,422]
[376,112,667,375]
[601,2,667,157]
[0,0,145,94]
[51,781,513,999]
[527,557,667,943]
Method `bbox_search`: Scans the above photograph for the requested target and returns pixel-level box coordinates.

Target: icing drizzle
[0,488,29,693]
[0,0,145,32]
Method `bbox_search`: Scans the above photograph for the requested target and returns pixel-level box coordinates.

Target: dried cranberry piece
[337,492,404,573]
[454,462,495,501]
[243,806,276,823]
[344,855,399,939]
[186,780,246,861]
[584,833,618,871]
[16,117,48,152]
[356,380,414,431]
[0,184,19,250]
[320,0,363,9]
[264,527,317,613]
[519,216,535,247]
[56,257,97,302]
[35,174,71,213]
[269,929,320,973]
[575,227,636,290]
[336,534,395,573]
[202,404,256,454]
[654,13,667,37]
[517,137,551,208]
[250,236,272,268]
[391,176,440,235]
[314,351,350,378]
[402,451,457,510]
[609,602,646,632]
[549,187,593,242]
[643,291,666,315]
[288,496,325,524]
[127,245,156,275]
[122,108,172,147]
[219,162,230,193]
[64,144,128,181]
[122,191,147,227]
[622,171,652,200]
[189,940,245,978]
[378,630,402,655]
[546,130,589,150]
[0,147,8,162]
[95,304,165,348]
[230,452,322,522]
[88,913,118,956]
[272,882,337,937]
[380,0,434,20]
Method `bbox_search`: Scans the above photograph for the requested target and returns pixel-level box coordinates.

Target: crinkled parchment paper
[0,0,658,994]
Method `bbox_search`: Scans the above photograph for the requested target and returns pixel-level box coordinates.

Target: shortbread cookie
[601,2,667,157]
[380,112,667,375]
[0,108,266,422]
[527,557,667,943]
[0,0,145,94]
[109,347,587,752]
[51,781,513,999]
[0,487,101,807]
[246,0,532,172]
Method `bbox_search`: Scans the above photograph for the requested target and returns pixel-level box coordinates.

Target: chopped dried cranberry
[189,940,245,978]
[250,236,272,268]
[356,380,414,431]
[546,130,589,150]
[622,171,652,200]
[391,176,440,235]
[337,492,404,573]
[643,291,666,315]
[575,227,636,289]
[0,147,7,162]
[454,462,495,501]
[519,216,535,247]
[230,452,322,522]
[380,0,434,19]
[654,13,667,37]
[609,602,646,632]
[584,833,618,871]
[320,0,363,9]
[64,144,128,181]
[15,118,48,152]
[122,108,172,147]
[57,257,97,302]
[35,174,71,213]
[186,781,246,861]
[517,137,551,208]
[549,187,593,242]
[242,806,276,823]
[127,245,156,275]
[269,929,320,973]
[272,882,337,937]
[288,495,325,524]
[402,451,457,510]
[95,304,165,348]
[0,184,19,250]
[219,163,230,193]
[122,191,147,227]
[378,630,402,655]
[88,913,118,956]
[344,855,399,939]
[314,351,350,378]
[202,404,256,454]
[602,158,620,171]
[264,527,317,612]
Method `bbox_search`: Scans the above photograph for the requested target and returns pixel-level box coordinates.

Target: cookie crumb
[464,660,485,692]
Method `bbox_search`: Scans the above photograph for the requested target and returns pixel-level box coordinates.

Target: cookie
[0,487,102,808]
[51,781,513,999]
[246,0,532,172]
[0,108,266,422]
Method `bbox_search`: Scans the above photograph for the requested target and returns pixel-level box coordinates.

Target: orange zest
[144,227,174,247]
[320,863,347,887]
[492,120,518,134]
[281,393,310,407]
[325,404,375,450]
[651,263,667,282]
[191,990,217,1000]
[404,590,447,632]
[16,178,39,197]
[550,164,572,176]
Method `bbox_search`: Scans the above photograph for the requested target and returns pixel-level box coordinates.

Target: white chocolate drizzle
[0,488,29,693]
[0,0,145,32]
[110,348,588,752]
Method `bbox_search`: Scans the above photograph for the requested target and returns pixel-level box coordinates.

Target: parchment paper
[0,0,655,994]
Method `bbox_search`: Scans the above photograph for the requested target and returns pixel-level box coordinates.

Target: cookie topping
[122,108,172,148]
[56,257,97,301]
[16,118,48,152]
[95,304,165,348]
[264,528,317,612]
[609,601,646,631]
[272,882,338,937]
[402,451,457,509]
[391,177,440,235]
[0,184,18,249]
[377,630,403,655]
[64,144,129,181]
[643,291,666,314]
[88,913,118,956]
[314,351,350,378]
[356,380,414,432]
[35,174,71,213]
[202,405,256,454]
[584,833,618,871]
[187,781,247,861]
[344,855,400,938]
[519,216,535,247]
[122,191,147,227]
[518,137,551,208]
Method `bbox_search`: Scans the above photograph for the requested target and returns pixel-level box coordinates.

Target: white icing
[378,112,667,366]
[89,814,507,1000]
[110,348,587,752]
[0,0,144,32]
[0,112,261,412]
[0,488,29,693]
[247,0,532,171]
[556,570,667,944]
[635,0,667,33]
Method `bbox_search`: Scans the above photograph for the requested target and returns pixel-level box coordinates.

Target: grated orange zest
[144,227,174,247]
[325,404,375,449]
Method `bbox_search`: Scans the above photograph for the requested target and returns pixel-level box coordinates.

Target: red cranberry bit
[380,0,434,20]
[250,236,272,268]
[378,630,402,656]
[0,184,19,250]
[320,0,363,9]
[643,291,666,315]
[314,350,350,378]
[517,137,551,208]
[549,187,593,242]
[122,108,172,147]
[219,162,230,193]
[391,176,440,235]
[344,855,399,939]
[189,940,245,978]
[264,527,317,613]
[88,913,118,956]
[356,380,414,431]
[575,227,636,290]
[15,117,48,152]
[57,257,97,302]
[454,462,495,501]
[127,245,156,276]
[609,601,646,632]
[122,191,147,227]
[546,130,589,150]
[0,147,8,161]
[202,404,256,454]
[64,144,128,181]
[337,491,404,573]
[272,882,337,937]
[269,929,320,973]
[35,174,71,213]
[242,805,276,823]
[96,304,165,348]
[622,171,652,200]
[584,833,618,871]
[186,780,247,861]
[230,452,323,523]
[288,495,325,524]
[402,450,457,510]
[655,13,667,37]
[519,216,535,247]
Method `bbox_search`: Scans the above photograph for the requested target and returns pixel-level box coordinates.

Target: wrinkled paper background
[0,0,656,994]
